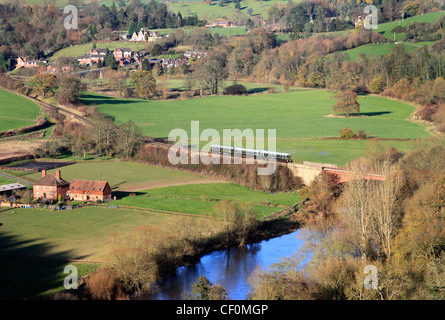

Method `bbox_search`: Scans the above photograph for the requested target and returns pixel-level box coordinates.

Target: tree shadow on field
[79,94,140,106]
[358,111,392,117]
[111,181,128,190]
[247,87,269,94]
[0,231,86,300]
[112,191,146,200]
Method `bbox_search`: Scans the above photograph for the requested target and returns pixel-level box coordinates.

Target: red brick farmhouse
[33,170,70,201]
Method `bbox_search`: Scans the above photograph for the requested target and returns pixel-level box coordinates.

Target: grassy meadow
[0,182,298,261]
[80,90,429,166]
[0,205,173,298]
[167,0,289,20]
[111,182,300,219]
[159,78,302,93]
[344,41,435,61]
[0,89,41,132]
[375,11,445,41]
[26,161,221,191]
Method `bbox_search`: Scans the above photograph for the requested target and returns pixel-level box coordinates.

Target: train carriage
[211,145,292,163]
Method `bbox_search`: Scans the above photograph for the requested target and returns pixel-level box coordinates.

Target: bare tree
[369,163,404,258]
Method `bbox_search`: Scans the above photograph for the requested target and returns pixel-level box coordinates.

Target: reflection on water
[145,229,305,300]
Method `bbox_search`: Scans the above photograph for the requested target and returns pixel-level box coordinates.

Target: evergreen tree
[136,20,144,32]
[128,20,137,36]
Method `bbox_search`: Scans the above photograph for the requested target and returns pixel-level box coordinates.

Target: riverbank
[69,203,306,300]
[144,219,308,300]
[174,206,303,269]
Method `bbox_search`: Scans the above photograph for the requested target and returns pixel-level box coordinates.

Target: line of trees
[34,110,144,160]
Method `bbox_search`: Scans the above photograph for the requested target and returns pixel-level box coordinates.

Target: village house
[161,57,188,69]
[44,63,72,74]
[184,48,208,59]
[77,48,108,65]
[205,19,237,28]
[33,170,70,201]
[131,28,147,41]
[69,179,112,202]
[130,28,161,42]
[147,30,161,41]
[90,48,108,63]
[77,55,92,65]
[16,57,44,69]
[113,47,132,61]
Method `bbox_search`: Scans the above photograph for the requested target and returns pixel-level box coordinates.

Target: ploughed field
[82,90,429,166]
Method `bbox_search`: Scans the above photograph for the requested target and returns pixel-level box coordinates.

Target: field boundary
[95,203,223,221]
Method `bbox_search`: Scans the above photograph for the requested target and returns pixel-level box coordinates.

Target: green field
[375,11,445,41]
[344,41,435,61]
[0,205,171,299]
[139,182,299,206]
[0,161,299,298]
[0,183,297,260]
[166,0,291,20]
[0,206,176,260]
[26,161,221,191]
[112,182,299,219]
[160,78,300,93]
[0,175,16,185]
[0,89,41,132]
[0,254,98,299]
[81,90,429,166]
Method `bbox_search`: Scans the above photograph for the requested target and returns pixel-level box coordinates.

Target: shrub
[356,130,369,140]
[392,78,413,99]
[436,123,445,133]
[224,84,247,95]
[417,103,438,121]
[283,84,290,92]
[85,268,127,300]
[339,127,356,140]
[307,172,337,213]
[370,76,386,94]
[432,104,445,124]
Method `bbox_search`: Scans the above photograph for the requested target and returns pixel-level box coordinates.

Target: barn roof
[0,183,27,193]
[70,180,109,192]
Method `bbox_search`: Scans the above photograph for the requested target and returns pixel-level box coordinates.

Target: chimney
[42,170,46,178]
[56,170,61,180]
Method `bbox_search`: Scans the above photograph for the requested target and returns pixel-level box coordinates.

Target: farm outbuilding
[69,180,112,202]
[0,183,27,198]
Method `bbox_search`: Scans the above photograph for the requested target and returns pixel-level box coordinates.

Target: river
[145,229,307,300]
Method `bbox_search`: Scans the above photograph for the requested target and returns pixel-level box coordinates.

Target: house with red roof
[33,170,70,201]
[69,179,112,202]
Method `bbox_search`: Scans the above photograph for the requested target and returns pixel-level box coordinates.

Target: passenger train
[211,145,293,163]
